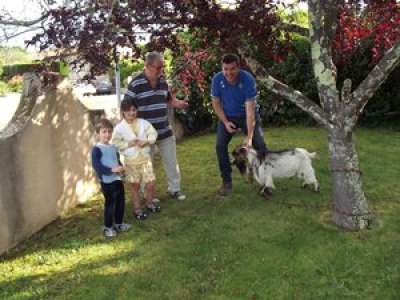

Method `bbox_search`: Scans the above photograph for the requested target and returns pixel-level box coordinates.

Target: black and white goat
[231,145,320,198]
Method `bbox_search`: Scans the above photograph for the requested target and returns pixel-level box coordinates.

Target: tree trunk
[328,127,371,230]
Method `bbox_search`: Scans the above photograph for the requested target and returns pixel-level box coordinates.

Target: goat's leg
[246,167,254,184]
[301,164,320,192]
[260,185,273,199]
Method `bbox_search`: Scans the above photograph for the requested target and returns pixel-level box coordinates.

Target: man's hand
[224,121,238,133]
[246,138,253,149]
[112,165,124,173]
[169,86,189,110]
[175,99,189,110]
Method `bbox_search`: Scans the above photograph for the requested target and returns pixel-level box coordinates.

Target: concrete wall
[0,73,98,255]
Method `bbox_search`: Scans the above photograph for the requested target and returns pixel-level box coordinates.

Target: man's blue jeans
[216,115,267,184]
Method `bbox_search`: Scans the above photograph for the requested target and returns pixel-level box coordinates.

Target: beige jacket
[112,118,157,163]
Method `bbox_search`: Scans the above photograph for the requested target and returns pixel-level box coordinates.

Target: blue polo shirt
[211,70,257,117]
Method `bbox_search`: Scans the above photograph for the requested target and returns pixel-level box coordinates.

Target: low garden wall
[0,73,98,255]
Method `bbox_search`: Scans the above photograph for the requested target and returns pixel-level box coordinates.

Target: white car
[95,75,113,95]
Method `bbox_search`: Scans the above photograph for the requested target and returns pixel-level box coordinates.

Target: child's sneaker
[146,202,161,213]
[114,223,131,233]
[103,227,117,238]
[133,209,148,220]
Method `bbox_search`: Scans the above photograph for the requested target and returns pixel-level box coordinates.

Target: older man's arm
[167,89,189,110]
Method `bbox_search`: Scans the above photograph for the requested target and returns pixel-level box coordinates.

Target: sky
[1,0,48,49]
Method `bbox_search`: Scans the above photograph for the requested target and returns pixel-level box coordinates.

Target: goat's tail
[306,151,319,160]
[297,148,319,160]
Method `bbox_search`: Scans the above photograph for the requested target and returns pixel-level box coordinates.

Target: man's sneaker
[114,223,131,233]
[217,183,232,196]
[103,227,117,238]
[169,191,186,201]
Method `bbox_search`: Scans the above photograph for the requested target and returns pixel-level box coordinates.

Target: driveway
[0,93,21,132]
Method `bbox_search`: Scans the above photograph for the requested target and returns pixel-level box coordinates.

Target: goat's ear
[230,156,236,165]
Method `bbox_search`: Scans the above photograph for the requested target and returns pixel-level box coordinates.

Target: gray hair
[145,51,163,65]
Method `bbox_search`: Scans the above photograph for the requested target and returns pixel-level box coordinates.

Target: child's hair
[120,98,138,113]
[95,118,113,133]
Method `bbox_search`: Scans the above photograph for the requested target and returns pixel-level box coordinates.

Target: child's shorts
[124,158,155,184]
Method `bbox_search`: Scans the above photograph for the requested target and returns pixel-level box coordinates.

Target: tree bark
[307,0,372,230]
[328,127,371,230]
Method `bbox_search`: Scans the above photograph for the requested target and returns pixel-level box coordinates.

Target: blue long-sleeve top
[91,143,122,183]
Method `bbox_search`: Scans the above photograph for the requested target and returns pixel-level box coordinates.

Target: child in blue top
[91,118,131,238]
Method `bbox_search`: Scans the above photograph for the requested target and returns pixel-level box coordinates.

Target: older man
[211,53,268,196]
[123,51,188,200]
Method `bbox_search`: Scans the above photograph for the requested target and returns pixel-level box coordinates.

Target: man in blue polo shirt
[211,53,268,196]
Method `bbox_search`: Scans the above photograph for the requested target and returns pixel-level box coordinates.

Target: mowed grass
[1,127,399,300]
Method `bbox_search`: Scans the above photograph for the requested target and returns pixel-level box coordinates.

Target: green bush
[336,39,400,127]
[119,59,144,86]
[7,75,23,93]
[58,61,70,77]
[0,81,7,96]
[169,30,222,133]
[169,30,399,132]
[359,66,400,127]
[260,34,318,126]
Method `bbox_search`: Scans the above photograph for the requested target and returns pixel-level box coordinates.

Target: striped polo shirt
[123,72,172,141]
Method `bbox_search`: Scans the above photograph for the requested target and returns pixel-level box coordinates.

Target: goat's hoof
[262,193,271,200]
[261,187,273,199]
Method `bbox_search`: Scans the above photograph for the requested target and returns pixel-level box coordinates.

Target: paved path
[0,93,21,132]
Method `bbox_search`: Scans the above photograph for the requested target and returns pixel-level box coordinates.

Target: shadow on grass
[1,128,400,299]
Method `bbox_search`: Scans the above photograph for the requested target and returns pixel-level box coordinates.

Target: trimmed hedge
[2,64,41,78]
[2,61,69,79]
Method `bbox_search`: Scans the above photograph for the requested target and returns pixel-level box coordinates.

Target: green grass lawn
[1,127,400,300]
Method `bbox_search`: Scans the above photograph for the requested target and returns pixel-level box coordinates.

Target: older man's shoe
[217,183,232,196]
[169,191,186,201]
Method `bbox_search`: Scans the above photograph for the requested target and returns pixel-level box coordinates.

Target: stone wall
[0,73,98,255]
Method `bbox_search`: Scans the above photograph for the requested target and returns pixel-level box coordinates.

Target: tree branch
[0,26,42,43]
[240,48,330,129]
[308,0,339,123]
[347,41,400,129]
[0,15,47,27]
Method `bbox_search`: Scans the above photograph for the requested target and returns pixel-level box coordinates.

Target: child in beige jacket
[112,99,159,220]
